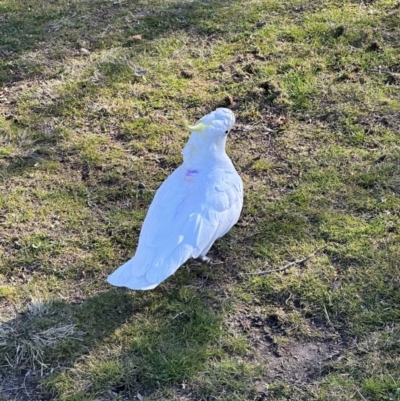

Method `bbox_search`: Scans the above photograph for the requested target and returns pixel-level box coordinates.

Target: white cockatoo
[107,108,243,290]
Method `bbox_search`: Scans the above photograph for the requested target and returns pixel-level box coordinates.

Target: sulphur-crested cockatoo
[107,108,243,290]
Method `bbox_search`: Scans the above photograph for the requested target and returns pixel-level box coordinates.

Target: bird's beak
[184,121,209,132]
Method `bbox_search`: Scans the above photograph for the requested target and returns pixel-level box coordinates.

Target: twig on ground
[23,370,30,398]
[367,69,400,79]
[323,303,333,327]
[245,245,326,276]
[368,68,392,75]
[353,386,368,401]
[172,312,183,320]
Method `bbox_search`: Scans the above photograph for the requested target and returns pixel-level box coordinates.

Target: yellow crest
[184,121,209,132]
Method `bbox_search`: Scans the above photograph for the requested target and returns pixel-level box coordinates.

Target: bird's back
[107,159,242,290]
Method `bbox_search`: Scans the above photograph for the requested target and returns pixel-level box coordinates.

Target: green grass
[1,0,399,400]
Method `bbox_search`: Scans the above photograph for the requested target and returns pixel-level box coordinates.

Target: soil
[0,371,50,401]
[236,313,349,387]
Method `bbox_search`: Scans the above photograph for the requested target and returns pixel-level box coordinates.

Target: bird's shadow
[0,284,223,400]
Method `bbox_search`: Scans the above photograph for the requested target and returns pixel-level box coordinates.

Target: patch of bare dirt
[357,111,400,133]
[235,313,348,387]
[0,372,50,401]
[263,339,342,384]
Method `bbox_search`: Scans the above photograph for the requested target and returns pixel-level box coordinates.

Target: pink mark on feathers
[185,169,198,177]
[184,169,198,182]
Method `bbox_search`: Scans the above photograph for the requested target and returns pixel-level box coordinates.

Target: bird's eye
[225,130,229,134]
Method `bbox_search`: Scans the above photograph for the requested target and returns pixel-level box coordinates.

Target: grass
[0,0,399,400]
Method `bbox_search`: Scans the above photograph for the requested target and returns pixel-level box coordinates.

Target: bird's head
[185,108,235,138]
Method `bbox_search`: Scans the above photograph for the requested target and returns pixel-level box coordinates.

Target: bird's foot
[195,255,212,265]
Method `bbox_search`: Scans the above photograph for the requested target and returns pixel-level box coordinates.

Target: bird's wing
[107,165,243,289]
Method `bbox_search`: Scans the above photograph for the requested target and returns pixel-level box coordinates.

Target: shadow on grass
[0,285,223,400]
[0,0,243,84]
[0,0,290,183]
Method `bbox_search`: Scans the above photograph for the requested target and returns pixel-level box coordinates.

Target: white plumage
[107,108,243,290]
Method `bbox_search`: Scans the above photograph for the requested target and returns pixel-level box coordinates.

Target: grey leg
[195,255,212,265]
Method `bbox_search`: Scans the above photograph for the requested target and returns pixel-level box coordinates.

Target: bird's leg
[195,255,212,265]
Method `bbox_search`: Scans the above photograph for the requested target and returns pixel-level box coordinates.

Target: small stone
[129,34,143,41]
[181,69,194,79]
